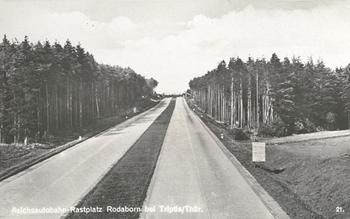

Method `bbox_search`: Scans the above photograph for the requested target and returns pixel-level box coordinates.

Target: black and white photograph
[0,0,349,218]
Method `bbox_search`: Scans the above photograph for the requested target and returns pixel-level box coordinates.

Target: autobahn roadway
[141,98,289,219]
[0,97,289,219]
[0,99,171,219]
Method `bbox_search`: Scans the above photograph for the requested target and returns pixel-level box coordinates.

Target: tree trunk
[217,85,220,120]
[46,82,50,133]
[66,78,69,130]
[55,85,58,132]
[247,74,252,128]
[256,71,259,129]
[79,79,83,129]
[230,77,234,129]
[233,91,236,127]
[223,86,225,122]
[240,80,243,128]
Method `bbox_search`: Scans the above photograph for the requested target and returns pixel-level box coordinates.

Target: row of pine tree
[0,36,158,144]
[189,54,350,136]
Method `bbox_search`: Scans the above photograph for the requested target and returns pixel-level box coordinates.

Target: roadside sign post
[252,142,266,162]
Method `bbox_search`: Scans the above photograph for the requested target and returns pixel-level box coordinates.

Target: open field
[266,136,350,218]
[190,102,350,219]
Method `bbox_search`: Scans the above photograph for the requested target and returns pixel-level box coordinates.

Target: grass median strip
[66,98,176,219]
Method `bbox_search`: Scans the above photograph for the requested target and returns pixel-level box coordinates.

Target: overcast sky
[1,0,350,93]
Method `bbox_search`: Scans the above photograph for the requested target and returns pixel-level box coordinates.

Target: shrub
[228,128,250,140]
[303,118,317,133]
[294,118,317,134]
[325,112,336,130]
[294,119,305,134]
[258,117,288,137]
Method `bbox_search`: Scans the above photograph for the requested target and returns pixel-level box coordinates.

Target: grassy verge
[66,98,176,219]
[188,99,350,219]
[0,100,158,182]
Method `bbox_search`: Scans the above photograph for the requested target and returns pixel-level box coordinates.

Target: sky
[1,0,350,93]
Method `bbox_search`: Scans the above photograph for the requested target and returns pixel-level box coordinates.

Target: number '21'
[336,206,344,213]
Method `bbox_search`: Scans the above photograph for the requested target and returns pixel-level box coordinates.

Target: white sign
[252,142,266,162]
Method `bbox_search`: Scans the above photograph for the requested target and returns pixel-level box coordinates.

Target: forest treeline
[0,36,158,144]
[189,54,350,136]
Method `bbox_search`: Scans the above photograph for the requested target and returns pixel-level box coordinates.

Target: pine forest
[0,36,158,144]
[189,54,350,137]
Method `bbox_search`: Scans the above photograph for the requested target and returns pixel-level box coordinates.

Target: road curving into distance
[0,98,171,219]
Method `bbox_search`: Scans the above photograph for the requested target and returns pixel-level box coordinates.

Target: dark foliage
[258,117,288,137]
[189,53,350,137]
[228,128,250,140]
[0,35,158,144]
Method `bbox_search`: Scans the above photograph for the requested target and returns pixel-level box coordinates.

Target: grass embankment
[66,98,176,219]
[188,101,350,219]
[0,100,158,182]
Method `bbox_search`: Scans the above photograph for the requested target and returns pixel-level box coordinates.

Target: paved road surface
[0,99,171,219]
[142,98,288,219]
